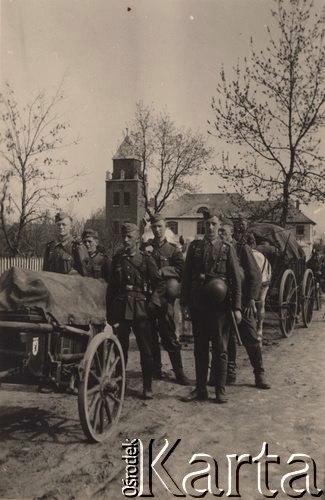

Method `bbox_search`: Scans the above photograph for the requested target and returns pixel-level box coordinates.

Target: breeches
[151,303,181,354]
[115,319,153,375]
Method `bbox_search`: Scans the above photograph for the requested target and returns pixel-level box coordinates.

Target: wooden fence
[0,257,44,275]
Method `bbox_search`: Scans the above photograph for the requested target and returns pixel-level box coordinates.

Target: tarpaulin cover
[249,223,305,261]
[0,267,107,326]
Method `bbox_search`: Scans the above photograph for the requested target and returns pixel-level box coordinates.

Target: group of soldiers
[43,208,271,403]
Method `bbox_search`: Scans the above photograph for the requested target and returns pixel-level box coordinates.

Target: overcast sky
[1,0,324,231]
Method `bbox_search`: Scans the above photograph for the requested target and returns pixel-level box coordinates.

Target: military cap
[150,212,166,224]
[82,228,99,240]
[55,211,72,223]
[121,222,139,234]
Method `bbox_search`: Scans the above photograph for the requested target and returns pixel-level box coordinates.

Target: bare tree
[209,0,325,226]
[0,83,85,255]
[130,102,213,216]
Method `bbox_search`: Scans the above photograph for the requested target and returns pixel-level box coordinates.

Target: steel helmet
[203,278,228,305]
[165,278,180,300]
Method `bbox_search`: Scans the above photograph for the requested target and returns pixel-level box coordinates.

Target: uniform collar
[154,237,167,247]
[204,235,221,246]
[55,236,73,248]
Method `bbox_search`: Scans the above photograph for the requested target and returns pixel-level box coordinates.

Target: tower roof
[113,135,141,160]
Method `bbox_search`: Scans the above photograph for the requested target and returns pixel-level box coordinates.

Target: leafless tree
[209,0,325,226]
[0,83,85,255]
[130,102,213,216]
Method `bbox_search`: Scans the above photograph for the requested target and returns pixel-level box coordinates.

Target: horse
[251,248,272,344]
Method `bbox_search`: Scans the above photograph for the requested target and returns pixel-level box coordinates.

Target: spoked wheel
[78,326,125,442]
[301,269,315,327]
[279,269,298,338]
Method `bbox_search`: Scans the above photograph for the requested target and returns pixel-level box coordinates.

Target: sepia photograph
[0,0,324,498]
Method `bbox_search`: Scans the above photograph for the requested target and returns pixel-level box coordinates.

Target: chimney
[106,170,111,181]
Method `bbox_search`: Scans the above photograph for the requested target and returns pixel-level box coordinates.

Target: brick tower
[105,135,146,235]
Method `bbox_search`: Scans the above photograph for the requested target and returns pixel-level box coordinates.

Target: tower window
[113,221,119,234]
[113,192,120,206]
[124,192,131,206]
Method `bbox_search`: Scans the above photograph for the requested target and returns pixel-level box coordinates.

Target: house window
[296,225,305,237]
[124,192,130,206]
[113,221,119,234]
[197,220,205,235]
[166,220,178,235]
[113,192,120,206]
[197,206,209,214]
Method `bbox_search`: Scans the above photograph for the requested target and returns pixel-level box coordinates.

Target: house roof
[164,193,244,219]
[164,194,316,225]
[248,200,316,225]
[113,135,141,160]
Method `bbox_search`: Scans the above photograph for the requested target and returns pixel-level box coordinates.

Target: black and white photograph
[0,0,324,498]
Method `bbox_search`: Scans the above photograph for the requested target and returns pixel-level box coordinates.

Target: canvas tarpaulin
[249,223,305,261]
[0,267,107,325]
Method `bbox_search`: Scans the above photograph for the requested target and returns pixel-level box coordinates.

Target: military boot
[142,375,154,399]
[246,344,271,390]
[215,356,228,404]
[226,360,237,385]
[169,351,191,385]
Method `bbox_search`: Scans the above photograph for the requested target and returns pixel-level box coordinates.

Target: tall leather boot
[227,333,237,384]
[142,374,153,399]
[169,350,191,385]
[245,344,271,390]
[215,355,228,404]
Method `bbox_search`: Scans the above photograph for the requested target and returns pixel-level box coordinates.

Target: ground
[0,311,324,500]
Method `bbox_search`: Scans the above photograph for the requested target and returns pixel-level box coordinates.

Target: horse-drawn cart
[0,267,125,442]
[249,223,315,338]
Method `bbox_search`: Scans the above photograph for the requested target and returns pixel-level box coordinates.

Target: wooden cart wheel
[279,269,298,338]
[78,325,125,443]
[301,268,315,327]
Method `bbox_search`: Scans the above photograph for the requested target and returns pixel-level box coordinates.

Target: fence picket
[0,257,44,275]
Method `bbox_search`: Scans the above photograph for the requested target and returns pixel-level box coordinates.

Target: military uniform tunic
[180,236,241,395]
[43,237,90,276]
[143,238,185,373]
[87,251,111,282]
[107,249,162,379]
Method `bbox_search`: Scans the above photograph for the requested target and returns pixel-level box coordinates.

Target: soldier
[228,217,271,389]
[82,228,111,281]
[107,223,162,399]
[143,213,190,385]
[43,212,90,276]
[180,209,242,403]
[208,219,236,386]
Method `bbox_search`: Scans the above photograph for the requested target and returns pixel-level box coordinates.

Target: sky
[1,0,324,232]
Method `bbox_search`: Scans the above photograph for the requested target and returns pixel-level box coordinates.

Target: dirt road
[0,311,324,499]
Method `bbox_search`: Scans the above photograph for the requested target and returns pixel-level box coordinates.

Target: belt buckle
[125,284,134,291]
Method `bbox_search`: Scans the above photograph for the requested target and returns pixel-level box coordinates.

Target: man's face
[83,236,97,254]
[219,224,234,244]
[122,230,139,253]
[205,216,220,240]
[152,220,166,241]
[56,217,72,239]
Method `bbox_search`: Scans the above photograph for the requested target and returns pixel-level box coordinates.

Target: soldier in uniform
[43,212,90,276]
[82,228,111,281]
[143,213,190,385]
[107,223,162,399]
[180,210,242,403]
[227,217,271,389]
